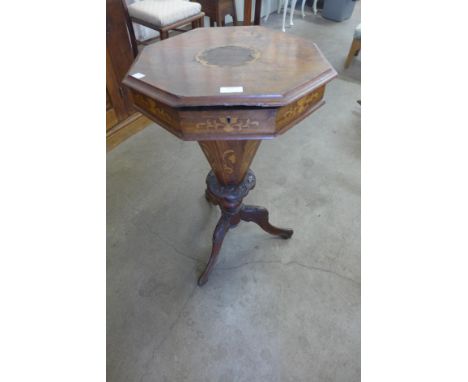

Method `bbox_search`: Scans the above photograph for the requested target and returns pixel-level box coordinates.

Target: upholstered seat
[124,0,204,41]
[128,0,202,28]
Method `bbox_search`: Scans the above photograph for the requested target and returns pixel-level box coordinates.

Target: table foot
[240,204,293,239]
[198,213,234,286]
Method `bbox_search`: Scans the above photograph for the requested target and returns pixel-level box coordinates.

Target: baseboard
[106,112,151,152]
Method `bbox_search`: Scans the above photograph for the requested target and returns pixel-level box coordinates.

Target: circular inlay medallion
[195,45,260,67]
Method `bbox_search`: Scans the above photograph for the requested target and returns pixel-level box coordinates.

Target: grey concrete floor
[107,4,360,381]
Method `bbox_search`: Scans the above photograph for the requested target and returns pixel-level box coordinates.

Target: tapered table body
[123,27,336,285]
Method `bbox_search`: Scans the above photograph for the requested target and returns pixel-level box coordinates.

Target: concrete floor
[107,4,360,382]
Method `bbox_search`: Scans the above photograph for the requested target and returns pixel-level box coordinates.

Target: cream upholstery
[128,0,202,27]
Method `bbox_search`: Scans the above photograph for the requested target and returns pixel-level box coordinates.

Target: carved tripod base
[198,170,293,286]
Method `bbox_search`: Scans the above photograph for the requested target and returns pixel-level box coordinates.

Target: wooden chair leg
[345,38,360,68]
[254,0,262,25]
[216,12,223,27]
[199,15,204,27]
[232,0,238,26]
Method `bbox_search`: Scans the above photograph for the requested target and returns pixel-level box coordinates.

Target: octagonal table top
[123,26,336,108]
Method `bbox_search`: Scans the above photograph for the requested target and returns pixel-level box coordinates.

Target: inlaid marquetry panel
[132,91,181,136]
[130,86,326,142]
[198,140,261,185]
[180,108,276,140]
[276,86,325,131]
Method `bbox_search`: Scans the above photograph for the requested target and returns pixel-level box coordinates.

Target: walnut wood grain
[123,27,336,108]
[121,27,337,285]
[129,87,325,141]
[199,140,260,185]
[132,91,182,138]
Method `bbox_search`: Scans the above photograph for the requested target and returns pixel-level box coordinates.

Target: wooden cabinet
[106,0,150,151]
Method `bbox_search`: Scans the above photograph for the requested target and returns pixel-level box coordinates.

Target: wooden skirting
[106,112,151,152]
[106,108,119,131]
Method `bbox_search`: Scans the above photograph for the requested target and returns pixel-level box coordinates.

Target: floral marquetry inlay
[133,92,179,128]
[222,150,236,174]
[276,86,325,128]
[198,140,261,185]
[196,117,260,133]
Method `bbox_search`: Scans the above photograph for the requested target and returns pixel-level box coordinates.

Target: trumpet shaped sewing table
[123,26,337,286]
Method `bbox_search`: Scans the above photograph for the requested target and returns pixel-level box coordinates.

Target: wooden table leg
[198,213,234,286]
[240,205,293,239]
[198,168,293,286]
